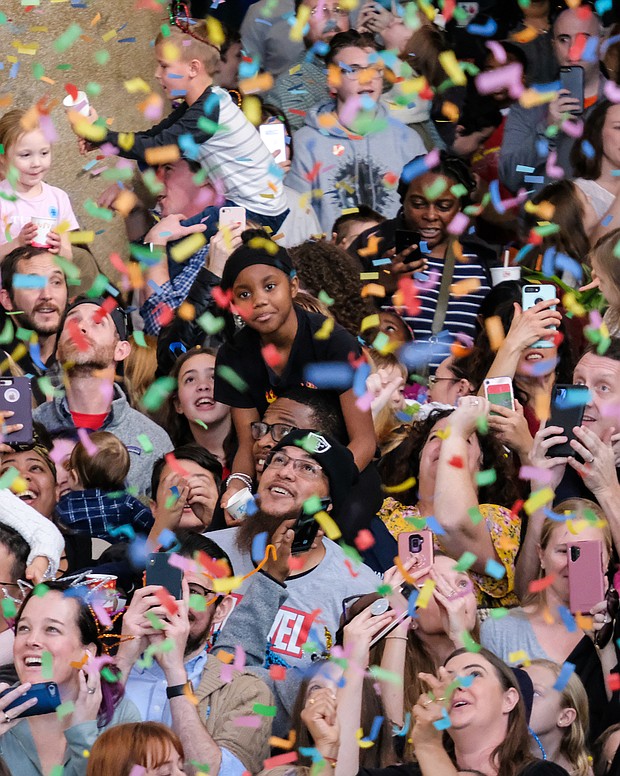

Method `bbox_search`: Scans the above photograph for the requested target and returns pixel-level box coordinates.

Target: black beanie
[63,296,129,341]
[269,429,358,517]
[220,237,294,291]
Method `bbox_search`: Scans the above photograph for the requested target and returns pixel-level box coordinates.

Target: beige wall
[1,0,165,286]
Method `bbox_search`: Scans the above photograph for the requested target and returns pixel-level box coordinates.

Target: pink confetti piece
[519,465,554,484]
[355,391,374,412]
[39,113,59,144]
[339,95,362,128]
[486,40,507,64]
[414,269,440,291]
[604,80,620,103]
[92,601,112,628]
[475,62,523,99]
[234,715,262,727]
[560,118,584,138]
[545,150,565,179]
[77,427,99,456]
[447,211,469,235]
[167,553,196,572]
[129,767,146,776]
[589,310,603,328]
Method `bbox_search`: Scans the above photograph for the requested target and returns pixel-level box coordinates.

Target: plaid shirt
[140,245,208,335]
[56,488,154,540]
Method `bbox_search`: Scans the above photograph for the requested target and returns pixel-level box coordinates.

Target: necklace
[529,728,547,760]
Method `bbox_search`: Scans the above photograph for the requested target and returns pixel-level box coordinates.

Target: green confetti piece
[489,607,509,619]
[253,703,277,717]
[339,542,363,565]
[450,184,468,199]
[41,650,53,679]
[475,415,489,435]
[189,594,206,612]
[405,515,428,530]
[86,82,102,97]
[467,506,484,525]
[56,700,75,719]
[475,469,496,487]
[216,365,248,394]
[32,62,44,79]
[132,330,147,348]
[101,167,133,182]
[376,583,393,597]
[16,327,34,343]
[101,666,118,683]
[0,12,7,24]
[461,630,481,653]
[146,611,166,630]
[369,666,403,684]
[302,495,322,515]
[0,467,19,490]
[130,242,164,263]
[371,332,389,352]
[86,274,111,297]
[34,583,49,597]
[141,376,176,412]
[1,598,16,619]
[453,551,477,572]
[165,492,180,509]
[56,64,72,71]
[137,433,153,453]
[95,49,110,65]
[301,640,319,654]
[424,177,448,201]
[197,311,225,335]
[318,290,334,307]
[54,255,82,282]
[49,767,64,776]
[37,376,63,400]
[141,168,165,196]
[53,24,83,53]
[83,199,114,222]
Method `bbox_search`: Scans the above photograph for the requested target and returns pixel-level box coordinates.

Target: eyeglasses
[265,451,325,479]
[188,583,216,598]
[309,5,349,16]
[250,422,295,443]
[338,64,385,81]
[427,375,458,387]
[553,32,593,46]
[169,1,221,52]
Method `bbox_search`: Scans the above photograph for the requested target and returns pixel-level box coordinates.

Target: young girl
[586,229,620,336]
[214,230,376,520]
[0,109,78,262]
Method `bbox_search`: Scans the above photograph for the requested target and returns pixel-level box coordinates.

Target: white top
[0,488,64,573]
[0,180,79,243]
[574,178,614,219]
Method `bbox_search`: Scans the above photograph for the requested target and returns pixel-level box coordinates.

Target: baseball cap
[269,429,358,517]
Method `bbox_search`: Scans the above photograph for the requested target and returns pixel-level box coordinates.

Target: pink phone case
[568,540,605,615]
[397,530,434,571]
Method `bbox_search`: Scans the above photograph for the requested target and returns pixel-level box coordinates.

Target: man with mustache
[0,246,68,405]
[33,296,172,496]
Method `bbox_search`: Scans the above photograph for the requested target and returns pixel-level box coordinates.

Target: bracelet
[385,636,408,641]
[166,681,192,699]
[322,757,337,768]
[226,473,253,489]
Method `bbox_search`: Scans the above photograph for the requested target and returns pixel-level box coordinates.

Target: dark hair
[290,660,394,768]
[150,443,223,499]
[332,205,385,241]
[592,721,620,776]
[0,245,64,298]
[325,30,378,67]
[219,20,241,60]
[442,648,536,776]
[378,408,521,508]
[571,99,614,179]
[288,240,376,336]
[583,336,620,364]
[458,91,503,137]
[398,150,477,207]
[172,528,234,575]
[481,40,528,76]
[0,523,30,582]
[402,23,450,89]
[274,385,348,442]
[15,580,124,725]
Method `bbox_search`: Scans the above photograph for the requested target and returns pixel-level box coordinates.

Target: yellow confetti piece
[360,272,379,280]
[124,78,151,94]
[562,291,586,318]
[327,63,343,90]
[542,606,555,625]
[508,650,530,666]
[206,16,225,47]
[356,728,375,749]
[524,487,554,515]
[216,650,234,664]
[360,314,380,332]
[128,262,144,290]
[17,45,39,56]
[317,113,339,130]
[114,189,138,218]
[439,51,466,85]
[144,145,180,166]
[524,199,555,221]
[55,220,70,234]
[242,95,262,126]
[90,12,101,26]
[383,476,417,493]
[9,475,28,495]
[68,231,95,244]
[290,4,310,42]
[314,317,335,341]
[212,575,244,593]
[40,76,56,85]
[361,283,386,298]
[519,88,556,109]
[162,42,181,61]
[269,732,296,750]
[534,392,551,423]
[441,101,459,121]
[73,120,107,142]
[178,301,196,321]
[415,579,436,609]
[314,510,341,541]
[484,315,505,352]
[102,28,117,43]
[511,25,540,43]
[575,613,593,630]
[170,233,207,263]
[450,278,480,296]
[239,73,274,94]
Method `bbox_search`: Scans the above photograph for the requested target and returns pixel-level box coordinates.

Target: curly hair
[398,150,477,207]
[288,240,376,337]
[378,408,521,508]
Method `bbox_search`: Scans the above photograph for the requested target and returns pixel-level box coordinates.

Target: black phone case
[546,384,589,458]
[0,377,33,444]
[0,682,60,718]
[291,513,320,555]
[560,66,584,114]
[395,230,423,263]
[146,553,183,599]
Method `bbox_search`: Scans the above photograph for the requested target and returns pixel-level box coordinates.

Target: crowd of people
[1,0,620,773]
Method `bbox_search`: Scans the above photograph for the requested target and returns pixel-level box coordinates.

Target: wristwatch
[166,681,192,699]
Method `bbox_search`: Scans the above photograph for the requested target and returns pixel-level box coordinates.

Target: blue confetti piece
[372,258,392,266]
[352,361,371,398]
[541,246,557,278]
[582,35,599,63]
[553,661,576,691]
[171,89,188,97]
[407,588,419,617]
[9,62,19,79]
[401,156,430,184]
[424,515,446,536]
[28,342,46,372]
[393,713,411,737]
[170,485,180,499]
[255,18,273,25]
[532,80,561,94]
[514,243,535,264]
[157,529,176,549]
[484,559,506,580]
[118,37,137,43]
[13,274,48,289]
[178,133,200,161]
[581,140,595,159]
[246,496,259,517]
[433,708,452,730]
[601,215,613,226]
[239,59,260,79]
[304,362,354,390]
[554,252,583,284]
[555,386,591,408]
[596,0,612,12]
[366,715,384,742]
[108,524,136,541]
[558,606,577,633]
[251,531,268,564]
[128,535,149,569]
[544,506,570,522]
[458,674,475,687]
[524,175,545,184]
[516,165,535,173]
[467,18,497,36]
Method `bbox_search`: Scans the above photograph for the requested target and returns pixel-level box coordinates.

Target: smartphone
[568,540,605,614]
[259,123,287,162]
[521,284,557,349]
[395,230,423,263]
[219,206,246,231]
[546,384,589,458]
[560,66,584,115]
[0,377,33,445]
[397,530,434,572]
[145,553,183,599]
[484,376,515,412]
[0,682,60,718]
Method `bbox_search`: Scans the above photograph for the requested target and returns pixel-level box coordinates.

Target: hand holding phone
[0,682,59,720]
[219,206,246,232]
[397,530,434,572]
[520,285,560,349]
[0,378,33,445]
[559,66,584,115]
[484,377,515,413]
[568,540,605,614]
[546,384,589,458]
[145,553,183,600]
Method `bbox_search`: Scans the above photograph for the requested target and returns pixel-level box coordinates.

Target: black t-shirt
[358,760,570,776]
[214,306,362,416]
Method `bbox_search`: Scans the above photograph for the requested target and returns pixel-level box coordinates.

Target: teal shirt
[0,696,140,776]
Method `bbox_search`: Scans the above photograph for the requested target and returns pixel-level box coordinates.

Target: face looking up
[257,444,330,517]
[174,352,230,431]
[573,352,620,440]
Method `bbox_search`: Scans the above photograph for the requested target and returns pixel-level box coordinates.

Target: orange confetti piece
[144,145,181,166]
[450,278,481,296]
[528,573,557,593]
[361,283,386,298]
[357,234,381,258]
[484,315,505,351]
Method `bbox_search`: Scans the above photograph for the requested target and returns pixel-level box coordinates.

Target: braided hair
[397,150,477,207]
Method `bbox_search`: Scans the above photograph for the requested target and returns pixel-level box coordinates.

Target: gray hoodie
[286,98,426,232]
[33,383,172,497]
